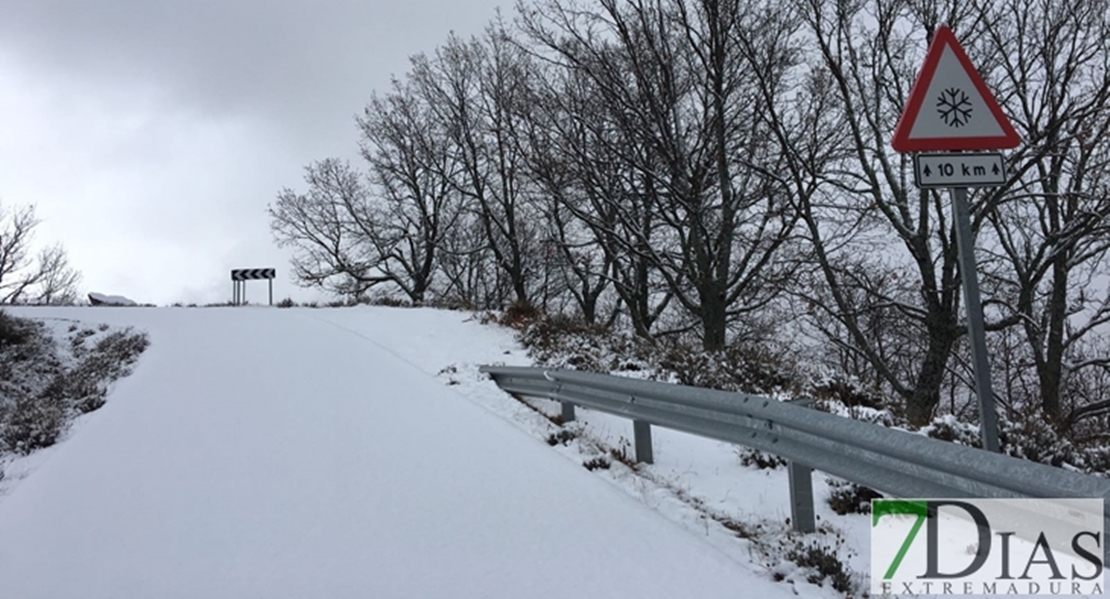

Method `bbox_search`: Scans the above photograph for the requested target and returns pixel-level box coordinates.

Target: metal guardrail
[479,365,1110,542]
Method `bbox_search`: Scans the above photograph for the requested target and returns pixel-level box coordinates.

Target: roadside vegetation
[0,310,149,461]
[271,0,1110,474]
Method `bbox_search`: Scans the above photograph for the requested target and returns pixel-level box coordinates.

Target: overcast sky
[0,0,507,305]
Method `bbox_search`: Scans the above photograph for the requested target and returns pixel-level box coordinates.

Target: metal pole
[787,462,816,533]
[560,402,576,424]
[633,420,654,464]
[950,187,1001,453]
[269,279,273,306]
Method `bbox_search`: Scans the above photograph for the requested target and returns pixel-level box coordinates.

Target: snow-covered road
[0,307,793,599]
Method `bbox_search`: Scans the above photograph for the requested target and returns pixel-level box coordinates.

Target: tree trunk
[1040,252,1069,423]
[700,285,728,351]
[906,317,958,426]
[581,290,597,324]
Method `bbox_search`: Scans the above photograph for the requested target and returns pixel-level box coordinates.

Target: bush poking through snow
[0,309,33,349]
[546,429,577,446]
[0,313,150,454]
[516,312,798,397]
[787,538,854,593]
[368,296,410,308]
[810,376,885,411]
[657,341,797,397]
[498,301,541,329]
[65,330,150,413]
[997,411,1107,471]
[736,447,788,470]
[608,437,637,468]
[582,457,611,471]
[4,392,67,453]
[917,411,1110,474]
[826,479,883,515]
[922,414,981,447]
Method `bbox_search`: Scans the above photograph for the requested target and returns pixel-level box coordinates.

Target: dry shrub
[826,479,883,515]
[1,323,150,454]
[498,301,541,329]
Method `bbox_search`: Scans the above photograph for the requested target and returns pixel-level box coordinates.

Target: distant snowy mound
[88,292,138,307]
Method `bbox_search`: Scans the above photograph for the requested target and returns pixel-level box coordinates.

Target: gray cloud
[2,0,504,121]
[0,0,507,305]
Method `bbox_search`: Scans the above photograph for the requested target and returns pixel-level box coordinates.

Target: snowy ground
[0,305,864,598]
[0,316,146,497]
[305,307,868,593]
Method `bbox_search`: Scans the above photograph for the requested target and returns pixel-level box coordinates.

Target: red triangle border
[891,26,1020,152]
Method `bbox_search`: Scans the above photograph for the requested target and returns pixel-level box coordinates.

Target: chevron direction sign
[231,268,276,281]
[230,268,276,306]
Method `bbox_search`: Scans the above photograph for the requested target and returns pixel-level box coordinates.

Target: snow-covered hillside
[0,306,858,599]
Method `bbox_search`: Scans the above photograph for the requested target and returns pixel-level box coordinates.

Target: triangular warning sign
[891,26,1020,152]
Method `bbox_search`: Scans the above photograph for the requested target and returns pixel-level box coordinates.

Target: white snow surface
[0,306,803,599]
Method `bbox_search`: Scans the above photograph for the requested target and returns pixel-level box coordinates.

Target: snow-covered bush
[0,309,32,348]
[736,447,787,470]
[4,391,67,453]
[809,375,885,411]
[656,340,798,396]
[786,537,854,593]
[517,312,798,396]
[920,411,1110,476]
[518,313,653,373]
[0,312,149,454]
[510,310,1110,480]
[825,479,882,515]
[498,300,540,329]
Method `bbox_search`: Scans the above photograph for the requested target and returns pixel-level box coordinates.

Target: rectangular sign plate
[913,153,1007,189]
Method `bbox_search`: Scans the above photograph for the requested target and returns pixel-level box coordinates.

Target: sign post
[892,26,1020,453]
[950,187,1000,453]
[231,268,276,306]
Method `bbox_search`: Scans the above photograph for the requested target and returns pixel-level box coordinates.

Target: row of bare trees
[0,201,81,306]
[270,0,1110,435]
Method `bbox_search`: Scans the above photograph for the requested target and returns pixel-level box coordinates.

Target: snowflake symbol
[937,87,973,127]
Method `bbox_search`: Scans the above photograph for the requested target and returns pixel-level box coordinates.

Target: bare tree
[0,202,81,305]
[519,59,636,325]
[520,0,799,349]
[31,244,82,305]
[411,22,544,309]
[269,159,401,300]
[972,0,1110,429]
[783,0,989,426]
[782,0,1110,430]
[358,73,465,304]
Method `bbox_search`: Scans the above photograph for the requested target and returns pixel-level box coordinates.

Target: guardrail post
[560,401,575,423]
[788,461,816,533]
[633,420,653,464]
